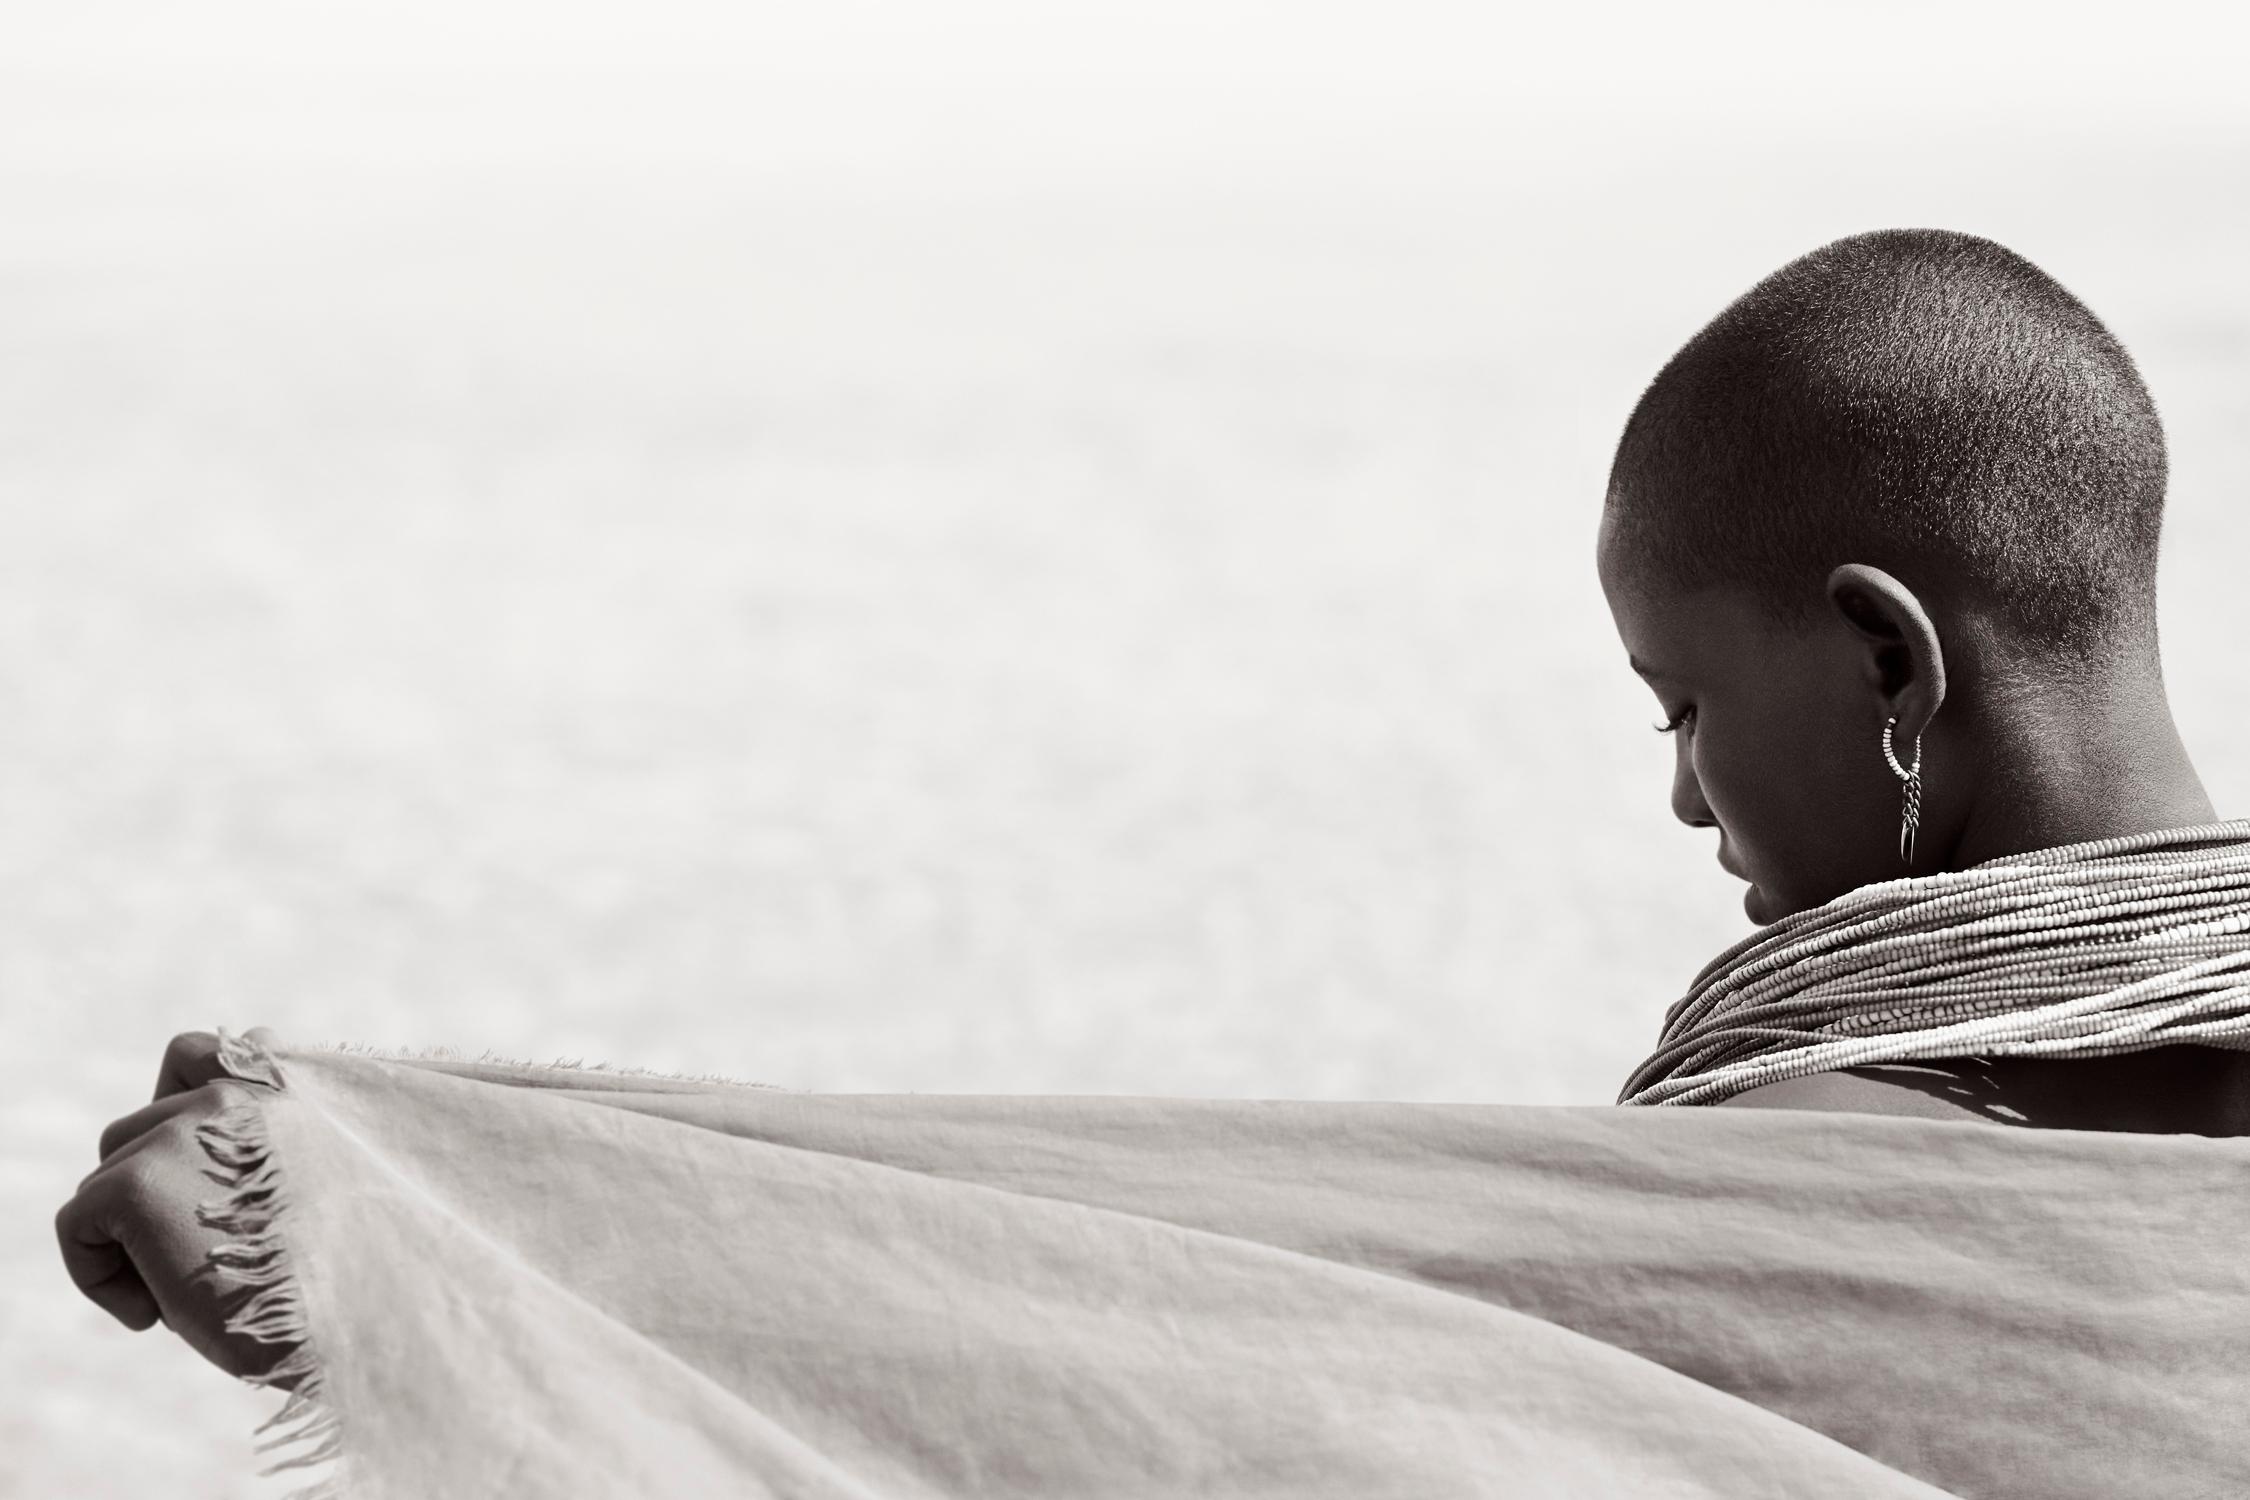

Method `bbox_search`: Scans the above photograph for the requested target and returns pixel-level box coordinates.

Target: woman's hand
[55,1030,294,1382]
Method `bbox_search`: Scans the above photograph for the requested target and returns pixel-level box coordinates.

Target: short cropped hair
[1603,229,2168,655]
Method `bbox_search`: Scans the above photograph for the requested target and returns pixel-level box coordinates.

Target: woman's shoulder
[1719,1066,1993,1123]
[1718,1049,2250,1135]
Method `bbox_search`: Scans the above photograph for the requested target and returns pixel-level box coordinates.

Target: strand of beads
[1618,821,2250,1106]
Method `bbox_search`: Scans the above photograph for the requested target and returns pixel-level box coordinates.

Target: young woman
[58,229,2250,1405]
[1601,227,2250,1131]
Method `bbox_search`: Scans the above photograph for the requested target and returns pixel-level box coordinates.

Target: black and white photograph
[15,4,2250,1496]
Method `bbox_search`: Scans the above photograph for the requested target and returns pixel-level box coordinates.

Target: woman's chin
[1744,881,1829,926]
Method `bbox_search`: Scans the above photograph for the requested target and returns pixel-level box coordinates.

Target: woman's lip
[1717,844,1746,880]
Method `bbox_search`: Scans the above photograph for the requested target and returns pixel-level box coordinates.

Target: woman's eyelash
[1654,708,1696,735]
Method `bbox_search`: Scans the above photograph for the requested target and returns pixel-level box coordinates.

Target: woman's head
[1601,229,2174,923]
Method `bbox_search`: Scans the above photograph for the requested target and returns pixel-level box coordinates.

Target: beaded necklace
[1618,820,2250,1106]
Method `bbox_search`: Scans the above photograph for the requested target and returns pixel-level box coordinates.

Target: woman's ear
[1825,563,1947,743]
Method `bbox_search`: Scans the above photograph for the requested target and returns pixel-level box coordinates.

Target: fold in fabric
[207,1040,2250,1498]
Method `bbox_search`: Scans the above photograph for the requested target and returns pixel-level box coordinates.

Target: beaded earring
[1882,716,1923,866]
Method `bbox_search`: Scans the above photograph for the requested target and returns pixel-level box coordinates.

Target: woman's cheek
[1696,720,1801,877]
[1692,727,1756,837]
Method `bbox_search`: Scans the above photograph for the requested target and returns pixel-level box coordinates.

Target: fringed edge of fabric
[302,1037,788,1092]
[198,1030,346,1499]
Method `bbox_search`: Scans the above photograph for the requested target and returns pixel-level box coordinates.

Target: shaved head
[1603,229,2168,659]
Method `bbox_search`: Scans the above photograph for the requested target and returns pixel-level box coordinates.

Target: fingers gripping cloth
[1621,820,2250,1106]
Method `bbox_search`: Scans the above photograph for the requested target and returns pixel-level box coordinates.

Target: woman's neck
[1943,667,2217,870]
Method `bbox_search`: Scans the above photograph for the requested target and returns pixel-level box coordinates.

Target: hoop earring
[1882,717,1923,867]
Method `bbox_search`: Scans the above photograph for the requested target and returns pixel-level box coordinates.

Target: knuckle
[116,1124,200,1198]
[108,1153,161,1204]
[162,1031,217,1070]
[184,1079,248,1119]
[96,1118,133,1160]
[152,1109,207,1153]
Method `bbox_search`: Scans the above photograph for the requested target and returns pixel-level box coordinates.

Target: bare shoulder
[1718,1067,1995,1122]
[1720,1051,2250,1134]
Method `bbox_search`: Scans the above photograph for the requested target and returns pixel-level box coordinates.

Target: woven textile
[1621,821,2250,1106]
[203,1036,2250,1498]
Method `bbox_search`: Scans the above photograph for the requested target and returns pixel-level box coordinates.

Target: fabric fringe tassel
[197,1031,346,1498]
[311,1035,783,1091]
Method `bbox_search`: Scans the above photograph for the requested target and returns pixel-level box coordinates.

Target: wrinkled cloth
[215,1040,2250,1498]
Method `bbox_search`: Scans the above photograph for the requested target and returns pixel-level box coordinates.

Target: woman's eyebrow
[1627,654,1668,680]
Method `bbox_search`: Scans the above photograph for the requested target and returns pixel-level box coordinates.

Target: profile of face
[1596,532,1943,925]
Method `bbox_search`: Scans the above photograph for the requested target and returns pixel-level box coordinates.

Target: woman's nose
[1671,740,1717,829]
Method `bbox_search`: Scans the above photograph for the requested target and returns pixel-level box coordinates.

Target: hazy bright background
[8,3,2250,1493]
